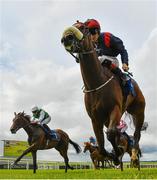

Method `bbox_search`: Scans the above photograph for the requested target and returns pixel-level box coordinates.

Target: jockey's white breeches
[40,117,51,125]
[98,55,119,67]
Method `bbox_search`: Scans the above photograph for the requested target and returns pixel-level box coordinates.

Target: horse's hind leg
[127,99,144,168]
[133,113,144,147]
[130,112,144,164]
[59,149,73,172]
[127,84,145,162]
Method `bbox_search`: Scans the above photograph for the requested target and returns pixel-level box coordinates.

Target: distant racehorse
[83,142,113,169]
[10,112,81,173]
[61,22,145,166]
[113,132,142,171]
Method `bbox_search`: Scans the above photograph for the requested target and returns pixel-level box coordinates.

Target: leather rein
[68,49,114,93]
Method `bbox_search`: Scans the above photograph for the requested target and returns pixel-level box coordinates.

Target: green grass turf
[0,168,157,179]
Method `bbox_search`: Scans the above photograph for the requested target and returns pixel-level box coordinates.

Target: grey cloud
[0,1,157,161]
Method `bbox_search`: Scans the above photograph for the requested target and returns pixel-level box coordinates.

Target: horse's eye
[67,35,74,41]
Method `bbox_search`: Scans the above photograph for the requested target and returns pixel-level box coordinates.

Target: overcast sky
[0,0,157,162]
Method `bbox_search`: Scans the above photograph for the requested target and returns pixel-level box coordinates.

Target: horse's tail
[138,148,142,157]
[141,122,148,131]
[125,112,148,132]
[69,139,82,154]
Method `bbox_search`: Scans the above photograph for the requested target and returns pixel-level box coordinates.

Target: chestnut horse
[83,142,113,169]
[61,23,145,166]
[10,112,81,173]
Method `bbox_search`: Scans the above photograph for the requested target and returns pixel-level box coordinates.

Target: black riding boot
[111,67,128,84]
[43,124,51,132]
[42,124,52,140]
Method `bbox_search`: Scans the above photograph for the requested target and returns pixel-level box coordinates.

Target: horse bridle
[68,49,95,62]
[66,34,114,93]
[18,115,32,129]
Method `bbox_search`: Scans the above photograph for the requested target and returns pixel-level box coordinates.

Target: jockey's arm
[31,118,39,124]
[38,110,45,123]
[31,116,36,122]
[111,35,129,71]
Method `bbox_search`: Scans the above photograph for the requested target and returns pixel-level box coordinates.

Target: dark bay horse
[114,132,142,171]
[61,23,145,166]
[83,142,113,169]
[10,112,81,173]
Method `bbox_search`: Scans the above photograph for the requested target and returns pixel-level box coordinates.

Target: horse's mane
[18,112,31,122]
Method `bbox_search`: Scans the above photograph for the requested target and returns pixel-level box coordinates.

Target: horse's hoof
[113,157,120,166]
[114,161,120,166]
[10,162,16,168]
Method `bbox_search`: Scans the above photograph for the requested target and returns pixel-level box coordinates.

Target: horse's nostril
[10,129,16,134]
[67,35,74,41]
[62,35,74,46]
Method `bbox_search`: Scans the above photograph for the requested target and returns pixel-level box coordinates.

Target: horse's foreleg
[107,105,121,149]
[107,105,122,165]
[93,159,98,169]
[91,119,107,156]
[13,144,36,166]
[31,151,37,174]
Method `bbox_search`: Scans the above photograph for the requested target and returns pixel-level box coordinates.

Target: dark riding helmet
[89,136,95,140]
[85,19,101,35]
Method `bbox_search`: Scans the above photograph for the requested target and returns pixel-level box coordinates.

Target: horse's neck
[79,52,105,90]
[23,123,35,137]
[89,146,96,153]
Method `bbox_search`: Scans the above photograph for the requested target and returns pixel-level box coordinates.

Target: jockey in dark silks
[84,19,135,97]
[31,106,55,140]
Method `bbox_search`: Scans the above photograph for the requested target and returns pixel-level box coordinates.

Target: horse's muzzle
[10,128,17,134]
[61,35,74,49]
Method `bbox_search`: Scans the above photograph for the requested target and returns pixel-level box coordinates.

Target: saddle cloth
[50,129,60,141]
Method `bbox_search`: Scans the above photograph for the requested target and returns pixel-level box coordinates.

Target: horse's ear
[14,112,16,116]
[20,110,25,115]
